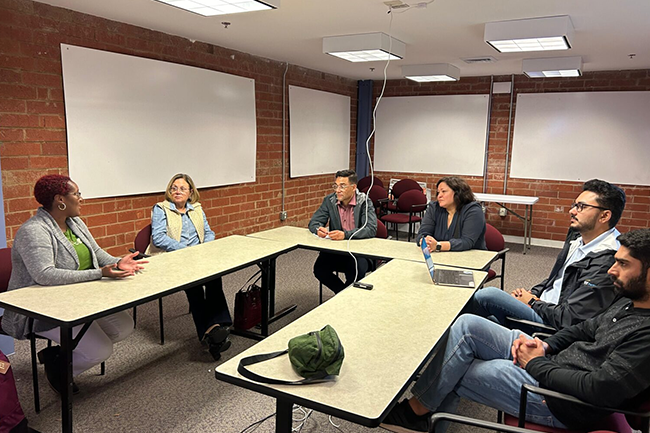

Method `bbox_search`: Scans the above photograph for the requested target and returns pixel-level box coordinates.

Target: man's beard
[611,272,649,302]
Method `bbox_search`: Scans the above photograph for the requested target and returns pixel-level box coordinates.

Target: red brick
[106,222,135,236]
[24,129,66,142]
[22,72,62,88]
[0,83,36,99]
[26,100,64,115]
[29,155,67,169]
[1,156,29,169]
[1,141,41,156]
[0,128,24,141]
[41,141,67,155]
[0,98,26,112]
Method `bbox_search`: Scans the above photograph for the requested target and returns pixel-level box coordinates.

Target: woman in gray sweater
[2,175,146,395]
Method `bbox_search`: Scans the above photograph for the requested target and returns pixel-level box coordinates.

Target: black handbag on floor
[233,270,262,330]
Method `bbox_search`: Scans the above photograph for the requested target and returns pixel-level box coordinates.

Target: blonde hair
[164,173,200,204]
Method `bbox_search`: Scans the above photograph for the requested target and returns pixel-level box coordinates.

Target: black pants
[184,277,232,340]
[313,252,371,294]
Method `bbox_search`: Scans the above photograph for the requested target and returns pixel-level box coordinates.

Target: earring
[58,202,66,211]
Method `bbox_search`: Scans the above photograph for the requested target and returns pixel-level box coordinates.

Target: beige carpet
[8,240,559,433]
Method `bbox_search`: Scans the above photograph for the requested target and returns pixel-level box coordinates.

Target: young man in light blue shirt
[473,179,626,331]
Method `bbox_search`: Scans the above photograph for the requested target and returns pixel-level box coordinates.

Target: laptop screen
[421,241,436,282]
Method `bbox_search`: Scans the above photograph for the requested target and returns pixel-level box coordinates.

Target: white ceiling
[39,0,650,80]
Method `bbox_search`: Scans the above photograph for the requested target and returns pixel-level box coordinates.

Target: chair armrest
[519,383,650,425]
[497,247,510,258]
[430,413,538,433]
[505,317,557,333]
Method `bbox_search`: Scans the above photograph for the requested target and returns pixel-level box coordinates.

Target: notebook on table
[421,242,475,288]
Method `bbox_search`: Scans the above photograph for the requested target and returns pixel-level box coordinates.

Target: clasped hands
[316,227,345,240]
[511,287,539,306]
[101,251,148,279]
[424,235,438,251]
[511,334,547,368]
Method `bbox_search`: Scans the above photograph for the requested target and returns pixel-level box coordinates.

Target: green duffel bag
[237,325,345,385]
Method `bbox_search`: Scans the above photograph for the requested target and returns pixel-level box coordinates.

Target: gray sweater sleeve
[15,222,103,285]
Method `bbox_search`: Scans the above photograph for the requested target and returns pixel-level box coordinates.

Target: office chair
[380,189,428,241]
[357,176,384,193]
[484,223,509,290]
[383,178,423,213]
[131,224,167,345]
[0,247,104,413]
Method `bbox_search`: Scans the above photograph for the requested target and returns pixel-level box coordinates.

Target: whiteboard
[289,86,350,178]
[510,91,650,185]
[374,95,489,176]
[61,44,257,198]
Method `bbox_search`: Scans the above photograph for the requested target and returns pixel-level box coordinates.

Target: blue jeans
[472,286,544,326]
[411,314,567,432]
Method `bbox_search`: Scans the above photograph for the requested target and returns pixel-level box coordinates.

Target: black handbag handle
[237,351,333,386]
[240,269,262,291]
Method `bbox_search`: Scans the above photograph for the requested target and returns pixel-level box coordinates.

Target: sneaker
[380,400,432,433]
[203,326,231,361]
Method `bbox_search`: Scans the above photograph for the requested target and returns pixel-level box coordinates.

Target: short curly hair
[34,174,72,210]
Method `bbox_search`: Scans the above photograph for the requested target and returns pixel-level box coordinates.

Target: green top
[64,228,92,271]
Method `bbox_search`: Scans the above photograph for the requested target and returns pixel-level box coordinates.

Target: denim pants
[472,286,545,326]
[411,314,567,431]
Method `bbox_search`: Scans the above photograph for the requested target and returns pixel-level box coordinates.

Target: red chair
[0,248,105,413]
[367,185,389,218]
[485,223,509,290]
[500,384,649,433]
[383,179,423,213]
[429,411,637,433]
[132,224,166,345]
[357,176,384,193]
[380,189,428,241]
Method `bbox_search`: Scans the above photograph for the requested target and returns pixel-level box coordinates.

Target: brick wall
[372,72,650,242]
[0,0,358,255]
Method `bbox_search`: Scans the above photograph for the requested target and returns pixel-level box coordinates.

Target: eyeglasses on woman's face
[170,186,190,193]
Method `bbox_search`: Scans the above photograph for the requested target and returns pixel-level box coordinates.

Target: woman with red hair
[2,174,146,395]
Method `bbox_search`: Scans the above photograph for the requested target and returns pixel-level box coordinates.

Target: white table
[248,226,497,270]
[216,259,487,432]
[0,235,296,433]
[474,193,539,254]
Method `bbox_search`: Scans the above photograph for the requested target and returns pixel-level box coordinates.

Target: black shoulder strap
[237,350,333,385]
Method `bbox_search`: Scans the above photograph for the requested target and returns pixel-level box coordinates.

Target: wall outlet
[279,211,288,221]
[499,207,507,217]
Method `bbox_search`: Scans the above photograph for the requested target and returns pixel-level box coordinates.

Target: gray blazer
[2,208,118,339]
[308,190,377,239]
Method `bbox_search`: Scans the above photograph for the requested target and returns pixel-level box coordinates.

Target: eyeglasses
[170,186,190,193]
[332,184,351,191]
[68,191,82,198]
[570,202,608,213]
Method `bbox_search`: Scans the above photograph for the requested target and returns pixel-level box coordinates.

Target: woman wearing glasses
[2,174,145,395]
[150,173,232,361]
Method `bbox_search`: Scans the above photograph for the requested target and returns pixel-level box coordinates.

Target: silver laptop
[421,242,475,288]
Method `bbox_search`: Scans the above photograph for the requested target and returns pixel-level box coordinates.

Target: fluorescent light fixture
[523,56,582,78]
[485,15,574,53]
[402,63,460,82]
[154,0,279,16]
[323,33,406,62]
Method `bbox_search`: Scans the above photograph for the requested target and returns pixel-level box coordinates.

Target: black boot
[37,347,79,395]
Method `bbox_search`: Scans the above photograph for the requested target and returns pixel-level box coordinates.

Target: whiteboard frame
[374,94,490,176]
[289,86,351,178]
[61,44,257,199]
[510,91,650,186]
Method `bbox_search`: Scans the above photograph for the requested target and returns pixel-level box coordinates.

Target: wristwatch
[528,297,537,307]
[435,243,442,252]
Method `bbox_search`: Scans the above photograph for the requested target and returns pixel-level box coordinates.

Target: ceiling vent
[462,56,498,64]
